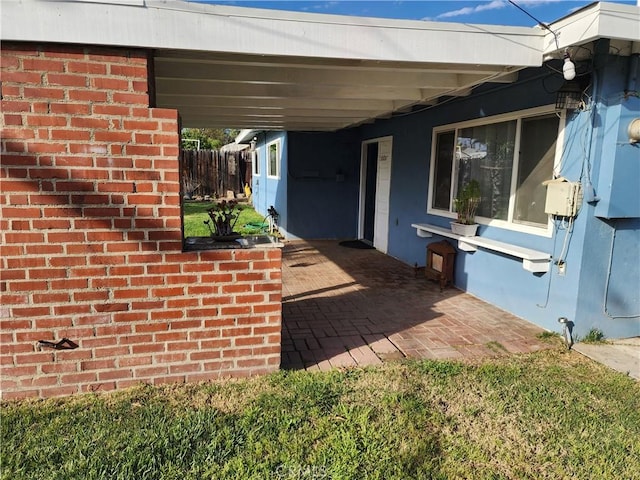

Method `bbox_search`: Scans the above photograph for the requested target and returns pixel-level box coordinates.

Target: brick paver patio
[281,240,551,371]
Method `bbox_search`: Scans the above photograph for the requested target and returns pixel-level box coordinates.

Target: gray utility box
[544,180,583,217]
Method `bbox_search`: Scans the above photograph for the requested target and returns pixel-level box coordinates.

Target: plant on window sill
[452,179,481,236]
[205,200,241,240]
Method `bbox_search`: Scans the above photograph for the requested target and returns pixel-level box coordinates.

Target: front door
[359,137,392,253]
[363,142,378,244]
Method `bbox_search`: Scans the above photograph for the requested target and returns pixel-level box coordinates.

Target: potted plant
[451,179,481,236]
[204,200,241,240]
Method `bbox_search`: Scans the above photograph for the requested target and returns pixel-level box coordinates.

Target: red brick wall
[0,43,282,400]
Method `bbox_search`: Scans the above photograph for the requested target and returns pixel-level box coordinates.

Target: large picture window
[428,106,562,235]
[267,140,280,178]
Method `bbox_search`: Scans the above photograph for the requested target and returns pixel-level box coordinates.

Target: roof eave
[1,0,543,68]
[543,1,640,56]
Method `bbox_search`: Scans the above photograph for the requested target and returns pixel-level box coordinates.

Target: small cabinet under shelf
[425,240,456,290]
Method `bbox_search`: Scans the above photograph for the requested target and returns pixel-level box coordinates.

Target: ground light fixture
[558,317,574,350]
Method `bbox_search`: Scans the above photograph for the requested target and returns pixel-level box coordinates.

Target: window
[267,140,280,178]
[251,150,260,176]
[428,106,562,235]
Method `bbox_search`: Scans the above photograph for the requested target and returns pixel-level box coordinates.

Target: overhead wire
[507,0,560,49]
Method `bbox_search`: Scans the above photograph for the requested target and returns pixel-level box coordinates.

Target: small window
[267,140,280,178]
[251,150,260,176]
[428,106,561,235]
[432,131,455,210]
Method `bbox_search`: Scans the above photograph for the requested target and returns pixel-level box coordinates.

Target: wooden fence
[180,149,252,198]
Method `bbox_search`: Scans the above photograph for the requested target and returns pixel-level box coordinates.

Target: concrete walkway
[280,240,552,371]
[573,337,640,380]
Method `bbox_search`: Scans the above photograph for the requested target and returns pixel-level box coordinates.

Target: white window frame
[251,150,260,177]
[267,139,281,179]
[427,105,565,238]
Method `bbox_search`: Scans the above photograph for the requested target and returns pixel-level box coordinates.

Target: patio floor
[281,240,551,371]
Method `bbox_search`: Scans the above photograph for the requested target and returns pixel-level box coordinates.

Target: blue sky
[194,1,636,26]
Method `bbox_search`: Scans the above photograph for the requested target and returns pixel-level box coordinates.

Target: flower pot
[450,222,479,236]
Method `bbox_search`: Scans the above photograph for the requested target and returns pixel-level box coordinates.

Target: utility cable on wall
[536,220,563,309]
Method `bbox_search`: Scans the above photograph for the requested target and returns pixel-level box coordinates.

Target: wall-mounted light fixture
[562,50,576,81]
[250,136,257,151]
[628,118,640,144]
[555,80,582,110]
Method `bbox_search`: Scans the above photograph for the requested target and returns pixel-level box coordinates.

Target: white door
[373,139,392,253]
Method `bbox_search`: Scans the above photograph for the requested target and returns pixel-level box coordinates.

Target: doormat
[339,240,375,249]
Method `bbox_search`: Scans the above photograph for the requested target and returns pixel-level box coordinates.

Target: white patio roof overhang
[2,1,639,134]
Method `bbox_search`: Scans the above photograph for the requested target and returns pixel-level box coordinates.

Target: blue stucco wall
[355,59,639,338]
[573,51,640,338]
[286,130,360,239]
[593,57,640,219]
[360,67,562,263]
[575,217,640,338]
[269,53,639,338]
[251,131,287,232]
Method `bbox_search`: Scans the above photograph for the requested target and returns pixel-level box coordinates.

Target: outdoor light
[557,317,574,350]
[555,80,582,110]
[628,118,640,143]
[562,51,576,81]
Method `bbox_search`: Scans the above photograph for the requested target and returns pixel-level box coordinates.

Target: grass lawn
[182,201,267,237]
[2,347,639,479]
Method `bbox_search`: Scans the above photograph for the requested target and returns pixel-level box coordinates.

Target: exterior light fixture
[628,118,640,143]
[555,80,582,110]
[562,51,576,81]
[558,317,574,350]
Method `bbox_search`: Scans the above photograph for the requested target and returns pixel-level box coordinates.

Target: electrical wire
[541,70,564,94]
[578,100,596,190]
[536,221,562,309]
[555,215,573,267]
[391,69,555,120]
[554,99,593,180]
[507,0,560,49]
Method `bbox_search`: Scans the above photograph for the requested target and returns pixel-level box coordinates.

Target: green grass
[182,201,267,237]
[536,331,561,341]
[2,349,639,480]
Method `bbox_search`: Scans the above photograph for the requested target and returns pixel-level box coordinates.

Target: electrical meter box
[544,180,583,217]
